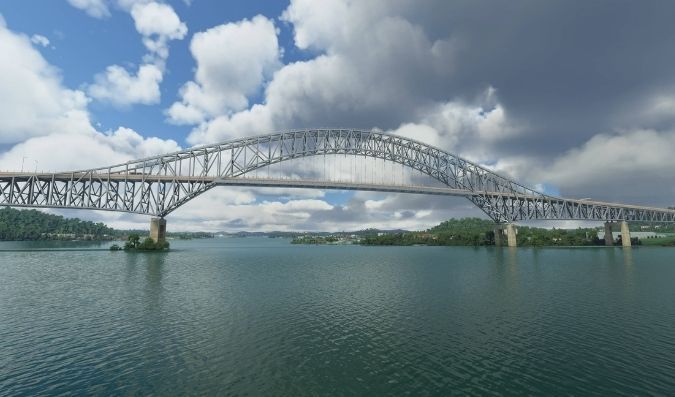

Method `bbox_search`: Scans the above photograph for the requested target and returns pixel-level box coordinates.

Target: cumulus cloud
[130,1,187,60]
[88,63,163,106]
[182,0,472,148]
[67,0,110,18]
[30,34,50,47]
[0,19,93,144]
[0,127,180,172]
[530,129,675,205]
[0,16,180,173]
[86,1,187,106]
[167,15,281,124]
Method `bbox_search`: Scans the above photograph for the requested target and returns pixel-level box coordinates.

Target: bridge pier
[150,217,167,244]
[604,222,614,246]
[494,225,503,246]
[494,224,517,247]
[620,221,631,248]
[506,224,517,247]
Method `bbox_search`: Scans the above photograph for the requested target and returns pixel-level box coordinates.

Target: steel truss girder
[0,129,674,223]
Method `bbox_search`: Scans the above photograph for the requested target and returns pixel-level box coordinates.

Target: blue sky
[1,1,675,231]
[1,0,296,144]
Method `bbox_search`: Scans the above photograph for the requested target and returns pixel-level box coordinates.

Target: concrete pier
[506,224,517,247]
[150,217,167,243]
[620,221,631,248]
[494,226,503,247]
[604,222,614,246]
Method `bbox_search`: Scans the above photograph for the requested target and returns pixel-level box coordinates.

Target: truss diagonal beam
[0,129,674,223]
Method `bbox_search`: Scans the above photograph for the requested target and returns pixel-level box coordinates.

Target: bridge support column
[494,225,504,246]
[150,217,167,244]
[604,222,614,246]
[620,221,631,248]
[506,224,517,247]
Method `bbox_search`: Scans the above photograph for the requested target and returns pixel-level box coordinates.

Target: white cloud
[535,129,675,203]
[88,63,163,106]
[182,0,471,147]
[167,15,280,125]
[0,16,180,173]
[67,0,110,18]
[168,190,334,231]
[0,127,180,172]
[405,89,518,160]
[83,2,187,107]
[0,19,93,144]
[130,1,187,60]
[30,34,50,47]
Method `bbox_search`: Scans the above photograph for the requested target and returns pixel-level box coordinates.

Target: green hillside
[0,207,115,240]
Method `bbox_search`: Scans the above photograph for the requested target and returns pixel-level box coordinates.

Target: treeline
[512,226,603,247]
[0,207,116,240]
[166,231,213,239]
[362,218,496,246]
[361,218,605,247]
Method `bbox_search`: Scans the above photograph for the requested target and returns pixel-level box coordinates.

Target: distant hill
[361,217,607,247]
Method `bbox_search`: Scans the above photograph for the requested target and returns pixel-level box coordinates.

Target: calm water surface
[1,238,674,395]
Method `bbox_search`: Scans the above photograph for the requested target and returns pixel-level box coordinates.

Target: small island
[110,233,169,252]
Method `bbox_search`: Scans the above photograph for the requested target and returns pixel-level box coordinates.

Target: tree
[124,233,141,250]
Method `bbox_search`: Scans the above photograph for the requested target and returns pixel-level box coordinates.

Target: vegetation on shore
[297,218,642,247]
[361,218,610,247]
[0,207,214,241]
[291,236,345,244]
[0,207,115,240]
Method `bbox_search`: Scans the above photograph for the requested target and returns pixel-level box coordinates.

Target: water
[1,238,674,396]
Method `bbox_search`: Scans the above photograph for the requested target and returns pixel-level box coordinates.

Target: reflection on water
[143,252,167,286]
[0,239,674,396]
[621,247,635,293]
[623,247,633,267]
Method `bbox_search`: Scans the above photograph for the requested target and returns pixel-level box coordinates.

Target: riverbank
[292,218,675,247]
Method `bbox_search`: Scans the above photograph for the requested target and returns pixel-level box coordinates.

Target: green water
[1,238,674,395]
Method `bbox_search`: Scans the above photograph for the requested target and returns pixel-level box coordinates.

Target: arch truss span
[1,129,675,223]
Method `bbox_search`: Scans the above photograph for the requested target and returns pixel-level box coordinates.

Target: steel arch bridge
[1,129,674,223]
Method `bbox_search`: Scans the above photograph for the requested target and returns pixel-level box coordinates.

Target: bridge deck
[2,172,674,217]
[1,129,673,221]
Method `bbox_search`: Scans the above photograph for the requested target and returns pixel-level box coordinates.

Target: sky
[1,0,675,232]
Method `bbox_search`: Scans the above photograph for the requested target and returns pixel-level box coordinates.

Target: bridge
[1,129,673,247]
